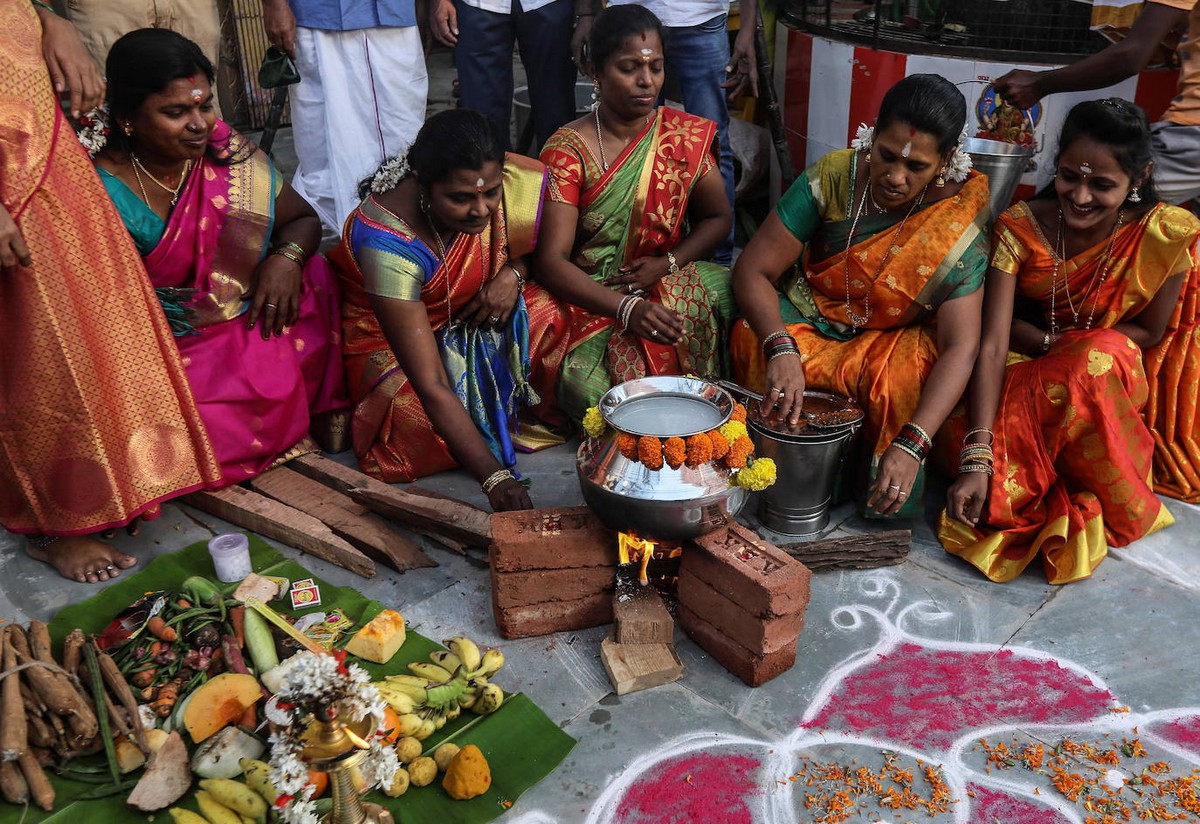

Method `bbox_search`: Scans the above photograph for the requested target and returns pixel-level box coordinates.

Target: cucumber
[243,607,279,674]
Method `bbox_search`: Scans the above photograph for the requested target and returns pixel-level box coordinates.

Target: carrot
[145,616,177,643]
[0,627,27,761]
[230,605,246,649]
[18,749,54,810]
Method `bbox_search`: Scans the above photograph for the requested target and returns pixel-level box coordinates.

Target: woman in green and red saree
[731,74,991,518]
[94,29,347,485]
[331,110,569,511]
[536,5,735,423]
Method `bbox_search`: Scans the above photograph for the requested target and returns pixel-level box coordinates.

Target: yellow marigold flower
[735,457,777,491]
[719,420,749,443]
[582,406,606,439]
[663,436,687,469]
[637,436,664,470]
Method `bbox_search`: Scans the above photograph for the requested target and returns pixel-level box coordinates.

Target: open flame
[618,532,657,586]
[617,532,684,588]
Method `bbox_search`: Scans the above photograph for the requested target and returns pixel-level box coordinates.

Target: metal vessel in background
[965,137,1035,222]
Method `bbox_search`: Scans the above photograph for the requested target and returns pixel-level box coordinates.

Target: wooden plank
[289,454,492,547]
[599,637,683,695]
[613,585,674,645]
[248,467,437,572]
[776,529,911,571]
[184,485,376,578]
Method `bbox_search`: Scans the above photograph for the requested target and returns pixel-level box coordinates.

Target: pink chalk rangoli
[530,572,1200,824]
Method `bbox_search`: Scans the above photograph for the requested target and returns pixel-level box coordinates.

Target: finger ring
[776,388,785,396]
[888,484,902,490]
[897,492,907,498]
[489,316,500,323]
[650,329,658,337]
[265,302,277,308]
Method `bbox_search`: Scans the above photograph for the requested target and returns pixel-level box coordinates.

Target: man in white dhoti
[261,0,428,231]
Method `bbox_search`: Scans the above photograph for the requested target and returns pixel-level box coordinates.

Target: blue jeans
[453,0,577,155]
[662,14,736,265]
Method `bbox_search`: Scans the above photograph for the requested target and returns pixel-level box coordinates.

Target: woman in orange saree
[941,99,1200,584]
[732,74,990,517]
[535,5,734,424]
[1,3,221,582]
[332,110,569,509]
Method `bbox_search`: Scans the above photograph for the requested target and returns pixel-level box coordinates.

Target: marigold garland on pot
[663,437,687,469]
[617,432,639,460]
[685,433,713,467]
[637,436,664,470]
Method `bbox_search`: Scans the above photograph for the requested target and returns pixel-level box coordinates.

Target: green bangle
[32,0,57,14]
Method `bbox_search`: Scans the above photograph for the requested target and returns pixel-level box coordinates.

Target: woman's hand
[866,445,921,517]
[0,204,32,273]
[760,352,805,426]
[947,472,990,526]
[606,256,671,294]
[247,255,302,338]
[487,478,532,512]
[38,11,105,118]
[627,300,683,344]
[460,266,521,329]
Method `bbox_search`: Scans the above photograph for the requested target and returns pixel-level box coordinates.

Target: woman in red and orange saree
[95,30,347,486]
[1,4,221,582]
[535,6,734,424]
[941,98,1200,584]
[331,110,568,509]
[732,75,990,518]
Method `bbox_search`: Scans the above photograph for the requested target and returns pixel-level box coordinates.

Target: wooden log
[288,453,492,547]
[776,529,911,571]
[185,485,376,577]
[599,637,683,695]
[613,585,675,646]
[249,467,437,572]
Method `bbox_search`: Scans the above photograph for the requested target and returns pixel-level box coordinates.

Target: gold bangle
[666,251,680,276]
[272,247,304,268]
[481,469,515,494]
[506,264,525,290]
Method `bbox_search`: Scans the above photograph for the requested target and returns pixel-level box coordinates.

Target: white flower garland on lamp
[850,122,973,183]
[264,651,399,824]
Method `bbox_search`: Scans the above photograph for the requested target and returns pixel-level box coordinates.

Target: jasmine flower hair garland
[851,122,973,183]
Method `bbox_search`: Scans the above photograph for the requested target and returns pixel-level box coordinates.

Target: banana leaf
[32,535,575,823]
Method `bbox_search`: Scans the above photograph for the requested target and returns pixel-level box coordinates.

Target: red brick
[677,568,804,656]
[493,591,613,639]
[678,605,796,687]
[490,507,614,572]
[492,565,616,610]
[684,521,811,618]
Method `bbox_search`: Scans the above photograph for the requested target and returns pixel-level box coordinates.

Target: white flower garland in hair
[265,651,395,824]
[370,154,410,194]
[850,123,874,153]
[77,104,110,157]
[943,124,973,183]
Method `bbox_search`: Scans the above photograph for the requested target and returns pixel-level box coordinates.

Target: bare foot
[25,536,137,584]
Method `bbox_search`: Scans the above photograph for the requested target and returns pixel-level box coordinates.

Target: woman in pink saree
[94,29,347,483]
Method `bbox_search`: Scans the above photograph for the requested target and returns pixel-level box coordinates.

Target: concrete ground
[6,44,1200,824]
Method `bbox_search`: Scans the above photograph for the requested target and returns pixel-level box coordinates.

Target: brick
[684,521,811,619]
[678,605,796,687]
[677,568,804,656]
[492,565,616,610]
[493,591,613,639]
[490,507,615,573]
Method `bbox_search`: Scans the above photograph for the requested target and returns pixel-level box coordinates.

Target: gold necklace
[593,105,652,174]
[130,154,192,206]
[1049,208,1124,333]
[421,199,457,325]
[842,178,928,329]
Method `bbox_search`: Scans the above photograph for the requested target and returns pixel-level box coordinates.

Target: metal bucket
[965,137,1034,220]
[748,391,864,536]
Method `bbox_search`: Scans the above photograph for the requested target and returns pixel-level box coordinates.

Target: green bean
[74,777,140,798]
[83,642,122,785]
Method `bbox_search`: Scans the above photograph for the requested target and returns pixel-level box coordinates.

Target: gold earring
[935,167,947,188]
[123,123,133,136]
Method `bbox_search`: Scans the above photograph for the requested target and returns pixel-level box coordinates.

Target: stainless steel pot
[577,376,748,540]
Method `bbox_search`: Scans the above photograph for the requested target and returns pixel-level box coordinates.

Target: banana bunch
[374,636,507,740]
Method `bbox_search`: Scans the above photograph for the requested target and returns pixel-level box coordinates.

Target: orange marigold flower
[726,436,754,469]
[637,436,664,470]
[664,437,687,469]
[617,433,640,461]
[708,429,730,459]
[731,402,747,423]
[685,433,713,467]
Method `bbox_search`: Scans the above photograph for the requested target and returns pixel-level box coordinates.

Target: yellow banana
[168,810,208,824]
[374,685,417,714]
[457,686,479,707]
[195,790,243,824]
[477,647,505,677]
[428,650,463,671]
[380,679,429,702]
[239,758,278,804]
[408,662,454,682]
[391,712,426,737]
[386,673,434,687]
[415,717,437,740]
[445,702,462,720]
[471,683,505,715]
[444,636,482,673]
[198,778,268,819]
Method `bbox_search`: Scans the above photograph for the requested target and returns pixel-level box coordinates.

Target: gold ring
[650,329,658,337]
